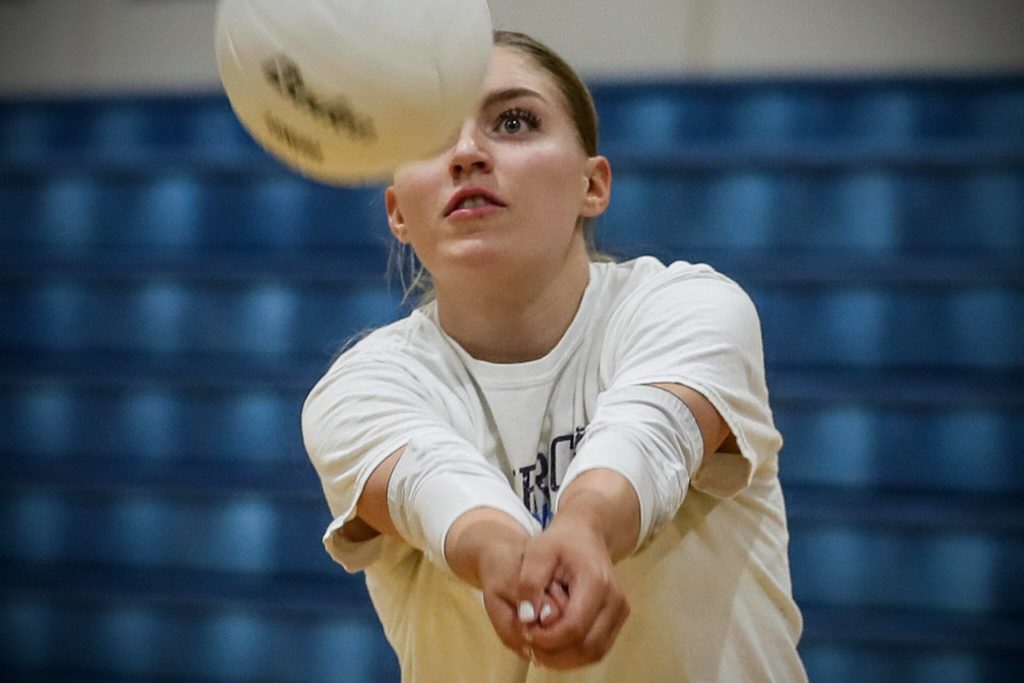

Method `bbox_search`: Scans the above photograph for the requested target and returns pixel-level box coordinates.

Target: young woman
[303,31,806,681]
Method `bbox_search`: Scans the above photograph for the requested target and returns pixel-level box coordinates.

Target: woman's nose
[448,122,492,177]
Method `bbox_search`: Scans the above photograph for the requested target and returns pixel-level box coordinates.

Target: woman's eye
[496,108,540,135]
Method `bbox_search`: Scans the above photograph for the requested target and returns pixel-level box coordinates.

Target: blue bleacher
[3,170,390,252]
[1,76,1022,681]
[2,595,395,682]
[601,166,1024,254]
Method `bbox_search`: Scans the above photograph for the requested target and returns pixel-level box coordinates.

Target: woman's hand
[445,508,557,660]
[516,509,630,669]
[515,470,637,669]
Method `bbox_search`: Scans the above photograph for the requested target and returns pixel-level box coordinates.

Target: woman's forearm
[552,468,640,563]
[445,507,531,589]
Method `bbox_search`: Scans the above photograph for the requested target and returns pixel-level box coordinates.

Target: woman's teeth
[458,196,492,210]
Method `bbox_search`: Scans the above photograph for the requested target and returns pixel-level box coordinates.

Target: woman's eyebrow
[480,87,547,110]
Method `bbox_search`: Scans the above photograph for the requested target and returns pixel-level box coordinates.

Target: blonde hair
[389,30,611,305]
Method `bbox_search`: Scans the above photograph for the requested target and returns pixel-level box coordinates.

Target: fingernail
[518,600,536,623]
[539,603,553,621]
[521,646,532,660]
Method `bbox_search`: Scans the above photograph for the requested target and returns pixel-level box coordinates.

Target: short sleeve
[301,354,452,571]
[302,338,538,573]
[601,265,782,498]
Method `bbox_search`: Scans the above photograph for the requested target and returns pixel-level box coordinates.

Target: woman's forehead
[483,46,561,101]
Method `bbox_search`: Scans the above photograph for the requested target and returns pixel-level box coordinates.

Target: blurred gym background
[1,0,1022,680]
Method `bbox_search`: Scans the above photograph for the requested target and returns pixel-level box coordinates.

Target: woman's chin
[435,237,516,273]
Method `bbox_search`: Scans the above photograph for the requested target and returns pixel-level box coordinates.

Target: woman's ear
[581,155,612,218]
[385,186,410,243]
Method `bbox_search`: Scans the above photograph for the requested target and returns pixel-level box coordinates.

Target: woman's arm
[343,444,529,589]
[648,382,734,461]
[516,381,731,670]
[343,443,544,660]
[340,446,404,542]
[343,382,730,548]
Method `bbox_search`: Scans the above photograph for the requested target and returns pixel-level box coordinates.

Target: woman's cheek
[395,181,439,230]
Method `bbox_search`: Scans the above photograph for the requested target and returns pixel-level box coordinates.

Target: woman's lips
[444,187,506,218]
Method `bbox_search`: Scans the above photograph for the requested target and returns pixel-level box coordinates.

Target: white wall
[490,0,1024,77]
[1,0,1022,95]
[704,0,1024,75]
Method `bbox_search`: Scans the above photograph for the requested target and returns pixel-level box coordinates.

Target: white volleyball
[215,0,493,184]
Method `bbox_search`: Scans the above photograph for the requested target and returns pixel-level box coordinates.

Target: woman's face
[385,46,610,287]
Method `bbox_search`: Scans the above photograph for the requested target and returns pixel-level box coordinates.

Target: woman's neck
[434,249,591,363]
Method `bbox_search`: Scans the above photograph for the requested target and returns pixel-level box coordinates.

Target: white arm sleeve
[555,384,704,552]
[387,429,542,573]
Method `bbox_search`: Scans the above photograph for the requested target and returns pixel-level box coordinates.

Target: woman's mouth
[456,196,495,211]
[444,188,506,218]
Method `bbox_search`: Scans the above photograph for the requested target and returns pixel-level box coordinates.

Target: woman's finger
[483,590,531,658]
[528,563,610,651]
[530,591,630,670]
[517,535,561,612]
[536,580,569,626]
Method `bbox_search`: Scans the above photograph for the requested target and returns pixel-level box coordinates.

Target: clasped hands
[446,472,638,670]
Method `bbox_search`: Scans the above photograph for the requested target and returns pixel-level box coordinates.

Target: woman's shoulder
[592,256,740,305]
[319,303,460,388]
[330,307,434,363]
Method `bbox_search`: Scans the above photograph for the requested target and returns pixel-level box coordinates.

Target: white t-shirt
[303,257,806,682]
